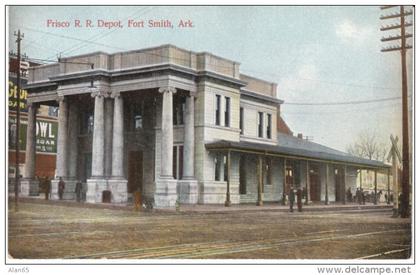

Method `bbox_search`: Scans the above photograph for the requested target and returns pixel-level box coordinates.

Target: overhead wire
[60,6,154,57]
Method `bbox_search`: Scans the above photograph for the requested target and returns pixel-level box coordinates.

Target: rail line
[64,229,407,259]
[356,248,411,259]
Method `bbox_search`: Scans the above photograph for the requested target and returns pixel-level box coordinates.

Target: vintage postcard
[4,3,415,274]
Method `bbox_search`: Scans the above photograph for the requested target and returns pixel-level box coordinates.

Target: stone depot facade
[23,45,389,208]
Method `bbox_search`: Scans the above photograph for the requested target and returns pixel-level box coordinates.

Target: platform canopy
[206,133,390,170]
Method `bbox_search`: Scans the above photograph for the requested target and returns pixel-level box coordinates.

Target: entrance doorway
[309,166,320,201]
[239,156,247,194]
[285,166,294,194]
[335,168,345,202]
[128,151,143,194]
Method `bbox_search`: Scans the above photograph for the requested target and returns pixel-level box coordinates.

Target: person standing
[289,187,295,212]
[45,177,51,200]
[58,177,65,200]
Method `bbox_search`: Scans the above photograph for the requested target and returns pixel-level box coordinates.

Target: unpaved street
[8,202,411,260]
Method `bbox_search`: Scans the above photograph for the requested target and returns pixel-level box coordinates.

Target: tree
[346,130,389,162]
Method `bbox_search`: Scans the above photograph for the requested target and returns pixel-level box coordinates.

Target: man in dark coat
[45,177,51,200]
[289,187,295,212]
[58,177,65,200]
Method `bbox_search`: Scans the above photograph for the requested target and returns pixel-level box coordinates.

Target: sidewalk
[9,195,393,214]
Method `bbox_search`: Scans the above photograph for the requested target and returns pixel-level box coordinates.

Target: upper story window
[258,112,264,138]
[215,94,221,126]
[266,113,272,139]
[224,97,230,127]
[129,100,144,130]
[239,107,244,135]
[173,96,185,126]
[48,106,58,117]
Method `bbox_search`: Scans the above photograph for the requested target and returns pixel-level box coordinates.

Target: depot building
[23,45,390,208]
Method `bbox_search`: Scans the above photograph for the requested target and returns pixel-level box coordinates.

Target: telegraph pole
[380,6,413,218]
[13,30,24,212]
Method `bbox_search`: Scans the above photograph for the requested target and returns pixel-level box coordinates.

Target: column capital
[110,91,122,99]
[159,86,177,94]
[91,89,111,98]
[187,91,197,98]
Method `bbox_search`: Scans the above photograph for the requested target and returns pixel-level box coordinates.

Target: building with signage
[24,45,389,207]
[8,54,58,195]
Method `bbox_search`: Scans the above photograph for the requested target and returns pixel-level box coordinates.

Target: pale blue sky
[8,6,413,152]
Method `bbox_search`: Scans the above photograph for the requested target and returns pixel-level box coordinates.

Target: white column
[56,97,68,178]
[179,93,198,204]
[108,92,128,203]
[155,87,178,208]
[182,95,195,179]
[24,103,37,179]
[111,93,124,178]
[159,86,176,178]
[91,93,105,178]
[104,98,114,178]
[68,103,79,179]
[86,91,108,203]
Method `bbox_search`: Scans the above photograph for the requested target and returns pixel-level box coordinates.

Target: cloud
[335,19,372,44]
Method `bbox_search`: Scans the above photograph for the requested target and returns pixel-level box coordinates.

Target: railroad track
[64,228,408,259]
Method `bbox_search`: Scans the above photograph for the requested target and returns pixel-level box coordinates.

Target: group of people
[288,187,304,212]
[39,177,84,202]
[355,188,387,204]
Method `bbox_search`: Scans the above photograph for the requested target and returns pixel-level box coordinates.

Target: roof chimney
[297,133,303,139]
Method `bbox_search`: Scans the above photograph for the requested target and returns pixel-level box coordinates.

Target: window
[173,147,177,179]
[224,97,230,127]
[215,95,221,126]
[266,113,272,139]
[223,155,228,181]
[173,96,185,126]
[214,154,225,181]
[214,156,220,181]
[239,107,244,135]
[80,112,94,134]
[48,106,59,117]
[258,112,264,138]
[130,100,144,130]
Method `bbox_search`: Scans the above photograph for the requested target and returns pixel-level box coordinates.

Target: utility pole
[380,5,413,218]
[13,30,24,212]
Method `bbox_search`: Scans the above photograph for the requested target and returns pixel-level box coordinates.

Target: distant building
[8,54,58,194]
[23,45,389,207]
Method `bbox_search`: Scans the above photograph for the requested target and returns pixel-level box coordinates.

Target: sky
[7,6,414,153]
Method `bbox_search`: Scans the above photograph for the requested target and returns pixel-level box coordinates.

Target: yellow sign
[8,80,28,111]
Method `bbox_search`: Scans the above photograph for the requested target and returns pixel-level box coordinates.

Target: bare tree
[346,130,389,162]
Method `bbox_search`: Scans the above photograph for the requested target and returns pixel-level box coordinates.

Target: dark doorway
[310,166,320,201]
[335,168,345,202]
[285,166,294,194]
[239,155,247,194]
[128,151,143,194]
[82,153,92,183]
